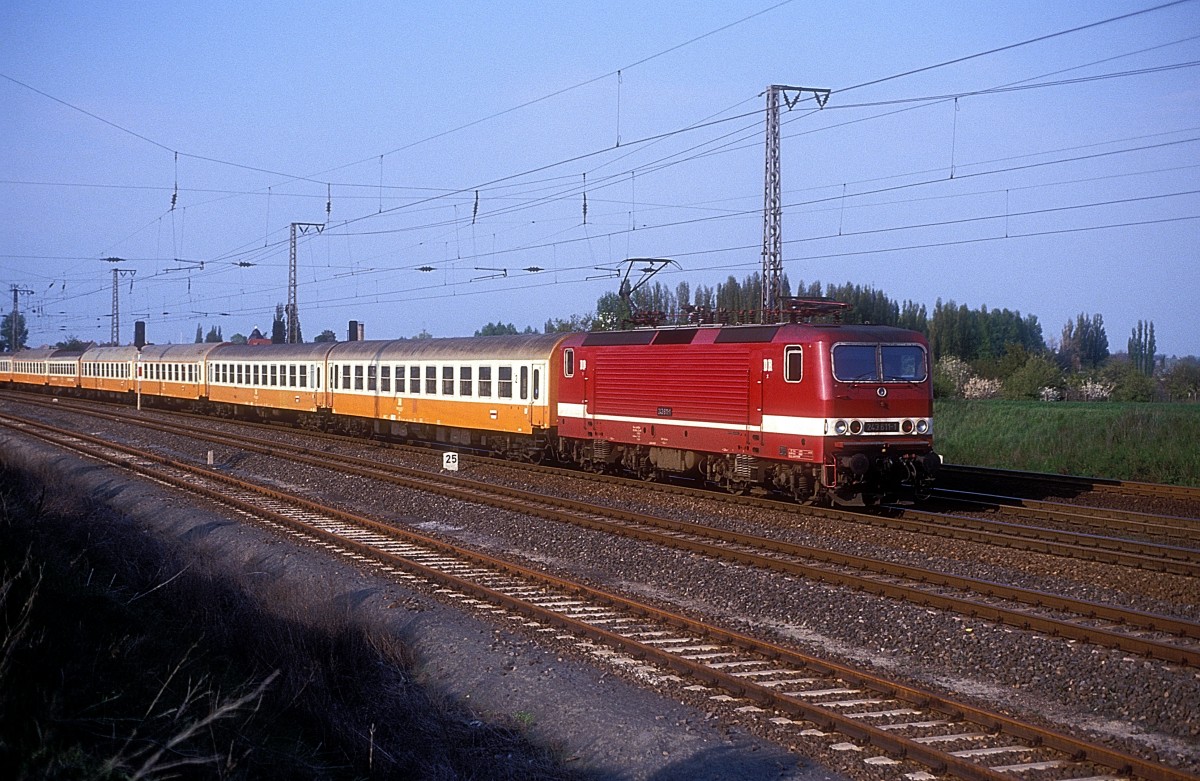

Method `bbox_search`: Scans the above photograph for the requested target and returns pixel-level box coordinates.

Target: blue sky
[2,1,1198,355]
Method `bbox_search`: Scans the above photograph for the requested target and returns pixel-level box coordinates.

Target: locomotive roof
[576,322,925,347]
[328,333,570,361]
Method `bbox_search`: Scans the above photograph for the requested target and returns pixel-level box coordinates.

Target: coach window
[267,365,276,387]
[520,366,529,400]
[222,364,230,384]
[459,366,472,396]
[395,366,404,393]
[288,365,297,388]
[351,365,362,390]
[338,365,348,390]
[498,366,513,398]
[252,365,259,385]
[784,346,803,383]
[300,365,308,388]
[367,365,377,392]
[380,365,391,393]
[442,366,455,395]
[563,348,574,377]
[425,365,436,394]
[478,366,492,397]
[532,368,540,400]
[409,365,421,394]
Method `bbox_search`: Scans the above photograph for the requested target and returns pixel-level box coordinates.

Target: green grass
[934,400,1200,487]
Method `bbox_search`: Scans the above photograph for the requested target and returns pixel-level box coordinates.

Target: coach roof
[329,333,570,362]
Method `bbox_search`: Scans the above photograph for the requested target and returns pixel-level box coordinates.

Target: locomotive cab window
[784,346,803,383]
[563,349,574,377]
[832,343,928,383]
[882,345,927,381]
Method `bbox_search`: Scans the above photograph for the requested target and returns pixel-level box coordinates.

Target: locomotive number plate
[657,407,673,417]
[863,421,900,433]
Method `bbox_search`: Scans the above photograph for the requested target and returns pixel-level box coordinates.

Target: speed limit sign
[442,452,459,472]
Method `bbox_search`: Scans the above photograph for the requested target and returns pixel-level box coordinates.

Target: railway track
[923,488,1200,547]
[3,402,1198,668]
[6,390,1195,577]
[938,464,1200,504]
[3,412,1197,781]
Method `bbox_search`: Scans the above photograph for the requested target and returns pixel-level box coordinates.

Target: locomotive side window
[498,366,513,398]
[563,348,574,377]
[478,366,492,397]
[460,366,472,396]
[784,346,803,383]
[442,366,455,395]
[425,366,436,395]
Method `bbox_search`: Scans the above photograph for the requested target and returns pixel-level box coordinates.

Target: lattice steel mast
[761,85,829,322]
[9,284,32,351]
[288,222,324,343]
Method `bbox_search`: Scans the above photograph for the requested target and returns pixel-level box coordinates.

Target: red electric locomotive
[555,322,939,506]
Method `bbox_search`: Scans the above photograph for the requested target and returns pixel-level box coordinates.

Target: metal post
[761,85,830,322]
[9,285,32,352]
[288,222,324,343]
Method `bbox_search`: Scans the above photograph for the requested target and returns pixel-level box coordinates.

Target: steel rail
[928,488,1200,545]
[939,464,1200,503]
[4,414,1196,781]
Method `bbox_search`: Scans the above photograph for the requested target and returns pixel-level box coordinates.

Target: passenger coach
[326,334,567,460]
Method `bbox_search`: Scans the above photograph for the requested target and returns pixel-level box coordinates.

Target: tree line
[3,276,1196,403]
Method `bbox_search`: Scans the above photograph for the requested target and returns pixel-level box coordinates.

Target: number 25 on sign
[442,452,459,472]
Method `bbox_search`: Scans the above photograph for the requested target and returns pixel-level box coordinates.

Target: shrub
[1002,354,1062,400]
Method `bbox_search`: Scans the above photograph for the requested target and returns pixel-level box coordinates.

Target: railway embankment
[0,437,834,781]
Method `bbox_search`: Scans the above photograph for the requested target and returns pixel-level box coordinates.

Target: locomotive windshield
[832,343,927,383]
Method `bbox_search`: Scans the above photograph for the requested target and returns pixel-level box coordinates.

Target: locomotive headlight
[901,419,915,434]
[834,420,848,435]
[916,419,929,435]
[849,420,863,435]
